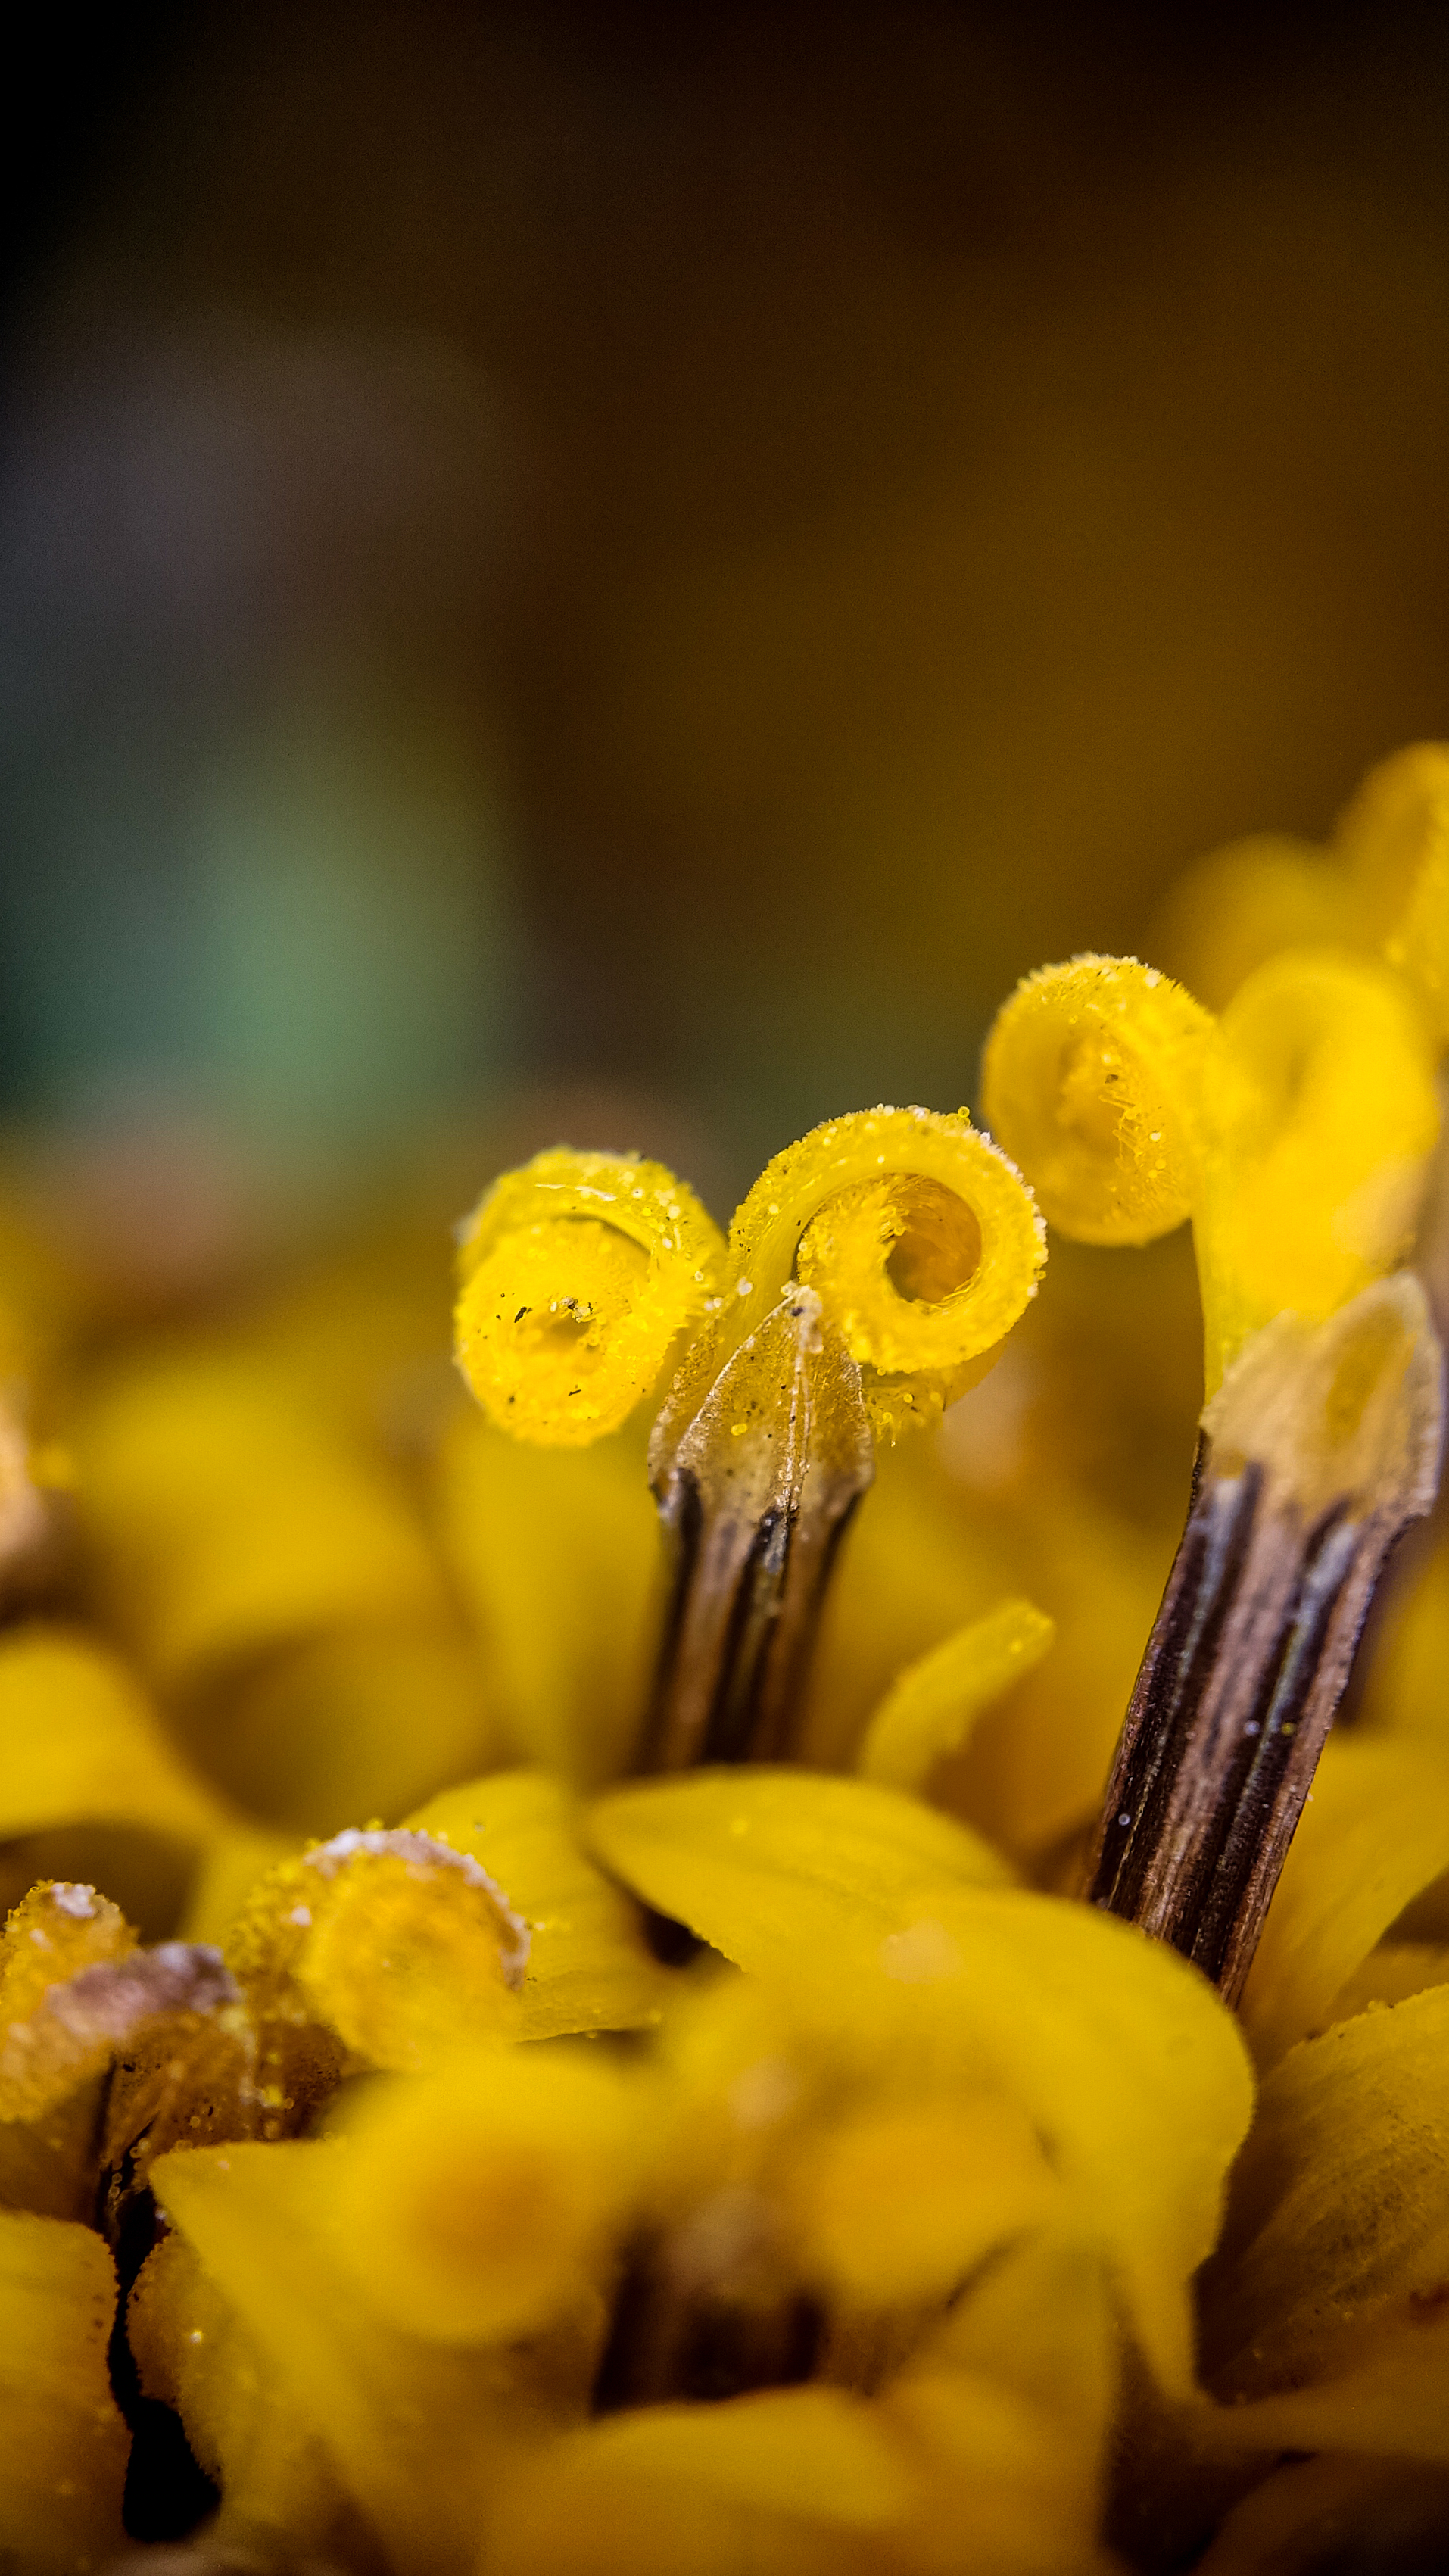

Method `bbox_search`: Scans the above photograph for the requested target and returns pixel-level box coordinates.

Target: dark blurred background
[3,0,1448,1220]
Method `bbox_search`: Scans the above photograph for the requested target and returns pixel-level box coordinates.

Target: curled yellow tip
[453,1148,725,1446]
[980,953,1214,1246]
[1337,741,1449,1040]
[1198,950,1441,1391]
[724,1106,1045,1438]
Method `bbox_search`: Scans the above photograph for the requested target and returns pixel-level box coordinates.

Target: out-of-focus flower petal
[485,2387,919,2576]
[870,1891,1252,2398]
[152,2138,595,2575]
[801,1431,1012,1773]
[590,1777,1251,2397]
[328,2049,647,2345]
[70,1348,450,1690]
[434,1410,659,1787]
[0,2206,129,2566]
[940,1495,1170,1860]
[886,2237,1120,2576]
[1190,2452,1449,2576]
[0,1625,228,1848]
[1241,1732,1449,2066]
[215,1623,498,1835]
[786,2095,1057,2306]
[1358,1527,1449,1746]
[905,2233,1117,2515]
[129,2225,358,2560]
[1201,1984,1449,2400]
[179,1818,304,1948]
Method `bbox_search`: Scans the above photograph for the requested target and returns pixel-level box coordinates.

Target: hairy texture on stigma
[981,955,1212,1247]
[692,1104,1047,1443]
[453,1148,724,1445]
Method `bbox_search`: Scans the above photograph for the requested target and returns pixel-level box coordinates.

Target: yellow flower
[1,746,1448,2573]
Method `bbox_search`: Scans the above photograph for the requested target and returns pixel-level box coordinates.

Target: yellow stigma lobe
[1150,741,1449,1036]
[454,1148,725,1446]
[982,954,1214,1246]
[703,1106,1045,1442]
[1197,951,1440,1389]
[1338,741,1449,1040]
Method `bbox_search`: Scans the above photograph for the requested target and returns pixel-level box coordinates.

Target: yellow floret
[331,2048,645,2344]
[454,1149,725,1445]
[785,2094,1057,2306]
[682,1106,1047,1442]
[1337,741,1449,1038]
[983,940,1441,1398]
[1197,950,1440,1387]
[980,953,1214,1245]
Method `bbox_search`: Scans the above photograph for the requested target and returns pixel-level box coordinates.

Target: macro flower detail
[1,749,1448,2571]
[982,881,1447,1997]
[454,1151,727,1450]
[457,1107,1045,1776]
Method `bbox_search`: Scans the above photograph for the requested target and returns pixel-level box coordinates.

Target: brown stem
[1085,1274,1444,2002]
[636,1285,874,1773]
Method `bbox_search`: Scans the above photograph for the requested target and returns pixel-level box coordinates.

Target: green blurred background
[3,1,1448,1215]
